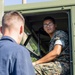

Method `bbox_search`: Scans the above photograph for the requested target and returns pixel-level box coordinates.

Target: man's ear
[20,26,23,34]
[0,26,2,33]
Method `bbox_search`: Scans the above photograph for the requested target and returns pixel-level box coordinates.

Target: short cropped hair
[43,16,56,24]
[2,11,25,27]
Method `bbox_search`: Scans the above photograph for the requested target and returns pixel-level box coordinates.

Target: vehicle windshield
[23,24,50,61]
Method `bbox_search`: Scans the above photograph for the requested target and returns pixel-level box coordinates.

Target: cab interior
[22,10,71,75]
[22,10,71,61]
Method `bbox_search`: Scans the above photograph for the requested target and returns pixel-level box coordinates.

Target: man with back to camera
[0,11,35,75]
[33,16,70,75]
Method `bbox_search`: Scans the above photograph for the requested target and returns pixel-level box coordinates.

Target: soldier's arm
[33,44,62,65]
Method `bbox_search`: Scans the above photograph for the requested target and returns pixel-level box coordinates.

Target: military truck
[4,0,75,75]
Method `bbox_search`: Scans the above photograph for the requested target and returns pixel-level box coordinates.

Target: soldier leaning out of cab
[33,16,70,75]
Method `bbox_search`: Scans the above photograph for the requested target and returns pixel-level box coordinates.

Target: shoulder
[56,30,67,35]
[4,41,29,56]
[12,44,29,55]
[18,45,29,54]
[53,30,68,42]
[55,30,68,37]
[10,44,30,60]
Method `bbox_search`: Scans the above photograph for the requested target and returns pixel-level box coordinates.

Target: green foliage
[31,57,37,62]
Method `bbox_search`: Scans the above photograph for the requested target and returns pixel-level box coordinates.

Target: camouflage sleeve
[54,30,68,48]
[54,39,65,47]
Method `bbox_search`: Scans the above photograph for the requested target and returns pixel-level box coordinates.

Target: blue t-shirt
[0,36,35,75]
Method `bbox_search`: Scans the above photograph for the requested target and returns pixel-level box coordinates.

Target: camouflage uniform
[34,30,70,75]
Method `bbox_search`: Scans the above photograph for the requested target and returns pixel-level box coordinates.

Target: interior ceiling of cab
[25,11,68,32]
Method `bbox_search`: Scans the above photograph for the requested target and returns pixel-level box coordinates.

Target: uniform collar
[1,36,17,43]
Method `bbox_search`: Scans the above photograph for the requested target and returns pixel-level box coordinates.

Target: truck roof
[5,0,75,12]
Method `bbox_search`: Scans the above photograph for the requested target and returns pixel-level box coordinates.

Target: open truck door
[5,0,75,74]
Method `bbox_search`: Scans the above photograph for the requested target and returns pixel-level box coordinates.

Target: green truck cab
[4,0,75,75]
